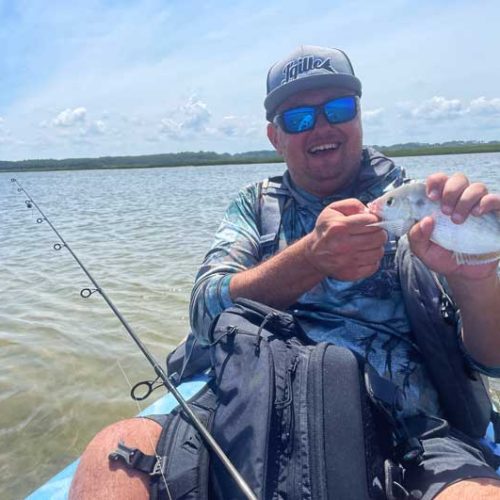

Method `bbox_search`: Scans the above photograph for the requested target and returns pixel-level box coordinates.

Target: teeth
[310,143,339,153]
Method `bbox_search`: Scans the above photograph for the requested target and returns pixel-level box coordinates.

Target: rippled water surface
[1,153,499,499]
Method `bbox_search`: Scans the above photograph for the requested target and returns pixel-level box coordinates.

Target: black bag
[208,298,399,499]
[144,299,445,499]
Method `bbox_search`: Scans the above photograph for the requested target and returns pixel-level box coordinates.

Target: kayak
[25,373,211,500]
[25,371,500,499]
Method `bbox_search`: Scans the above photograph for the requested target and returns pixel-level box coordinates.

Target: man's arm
[448,273,500,367]
[190,193,387,341]
[408,173,500,369]
[189,186,262,341]
[228,236,323,309]
[229,198,387,309]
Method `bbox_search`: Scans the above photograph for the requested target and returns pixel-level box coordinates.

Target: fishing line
[115,359,173,500]
[11,178,257,500]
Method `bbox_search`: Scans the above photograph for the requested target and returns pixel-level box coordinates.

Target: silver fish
[368,182,500,265]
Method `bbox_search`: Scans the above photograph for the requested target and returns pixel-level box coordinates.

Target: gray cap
[264,45,362,121]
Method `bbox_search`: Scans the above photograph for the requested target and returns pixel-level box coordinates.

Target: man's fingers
[355,246,386,264]
[472,193,500,216]
[439,173,469,215]
[350,230,388,248]
[327,198,370,216]
[426,172,468,212]
[322,206,384,234]
[425,173,448,201]
[426,173,497,222]
[451,183,488,223]
[345,213,387,234]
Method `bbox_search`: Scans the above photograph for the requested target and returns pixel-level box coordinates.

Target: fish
[367,182,500,266]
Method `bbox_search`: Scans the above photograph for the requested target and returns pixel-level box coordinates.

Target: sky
[1,0,499,161]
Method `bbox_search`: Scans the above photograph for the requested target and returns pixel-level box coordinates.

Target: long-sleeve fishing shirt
[189,147,499,417]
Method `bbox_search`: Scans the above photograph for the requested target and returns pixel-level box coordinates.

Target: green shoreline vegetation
[1,141,499,173]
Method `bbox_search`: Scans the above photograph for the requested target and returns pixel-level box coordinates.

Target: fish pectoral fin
[453,251,500,266]
[367,219,413,236]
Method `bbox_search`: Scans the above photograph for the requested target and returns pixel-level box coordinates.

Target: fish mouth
[367,200,379,214]
[308,142,341,155]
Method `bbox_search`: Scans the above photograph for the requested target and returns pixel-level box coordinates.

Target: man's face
[267,87,363,198]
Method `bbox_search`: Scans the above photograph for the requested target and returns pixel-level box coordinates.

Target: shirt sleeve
[189,183,262,343]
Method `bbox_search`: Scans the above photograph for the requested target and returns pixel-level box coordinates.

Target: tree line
[1,141,499,172]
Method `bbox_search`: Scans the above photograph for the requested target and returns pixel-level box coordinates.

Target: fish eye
[386,197,395,207]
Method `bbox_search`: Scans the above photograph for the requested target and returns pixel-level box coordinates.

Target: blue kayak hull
[25,374,210,500]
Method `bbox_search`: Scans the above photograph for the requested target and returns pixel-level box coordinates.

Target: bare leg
[69,418,162,500]
[435,477,500,499]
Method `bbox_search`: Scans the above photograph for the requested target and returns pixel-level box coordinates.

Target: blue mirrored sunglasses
[273,95,358,134]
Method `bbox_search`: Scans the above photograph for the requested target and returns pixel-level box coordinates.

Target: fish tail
[453,251,500,266]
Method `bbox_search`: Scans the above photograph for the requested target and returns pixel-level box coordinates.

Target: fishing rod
[11,178,257,500]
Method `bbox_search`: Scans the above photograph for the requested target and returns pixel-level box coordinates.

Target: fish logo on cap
[281,56,335,85]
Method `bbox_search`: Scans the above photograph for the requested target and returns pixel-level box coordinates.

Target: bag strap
[396,236,492,438]
[491,409,500,443]
[166,332,211,384]
[109,440,161,474]
[257,175,292,259]
[109,385,216,500]
[364,363,449,465]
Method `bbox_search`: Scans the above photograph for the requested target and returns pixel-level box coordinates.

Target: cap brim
[264,74,362,121]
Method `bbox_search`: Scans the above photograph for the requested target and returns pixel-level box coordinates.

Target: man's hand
[408,173,500,280]
[305,198,387,281]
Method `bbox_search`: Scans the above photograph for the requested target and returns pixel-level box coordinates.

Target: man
[70,45,500,499]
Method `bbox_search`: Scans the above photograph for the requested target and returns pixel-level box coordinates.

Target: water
[0,153,499,499]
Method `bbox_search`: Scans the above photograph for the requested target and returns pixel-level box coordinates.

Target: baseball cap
[264,45,362,121]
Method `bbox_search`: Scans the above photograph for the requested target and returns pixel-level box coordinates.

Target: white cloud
[159,96,212,139]
[159,98,265,143]
[218,115,262,138]
[218,115,239,137]
[409,96,465,121]
[52,107,87,127]
[43,107,110,142]
[400,96,500,124]
[468,97,500,116]
[86,119,106,135]
[181,98,211,132]
[159,117,182,138]
[363,108,384,122]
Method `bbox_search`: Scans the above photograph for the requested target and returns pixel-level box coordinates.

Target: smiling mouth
[308,143,340,154]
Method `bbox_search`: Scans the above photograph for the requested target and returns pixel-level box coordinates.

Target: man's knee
[82,417,162,456]
[435,477,500,499]
[69,418,162,500]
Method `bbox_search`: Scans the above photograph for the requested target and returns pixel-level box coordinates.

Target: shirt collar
[282,171,354,210]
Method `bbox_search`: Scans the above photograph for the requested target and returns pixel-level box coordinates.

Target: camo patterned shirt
[190,150,444,416]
